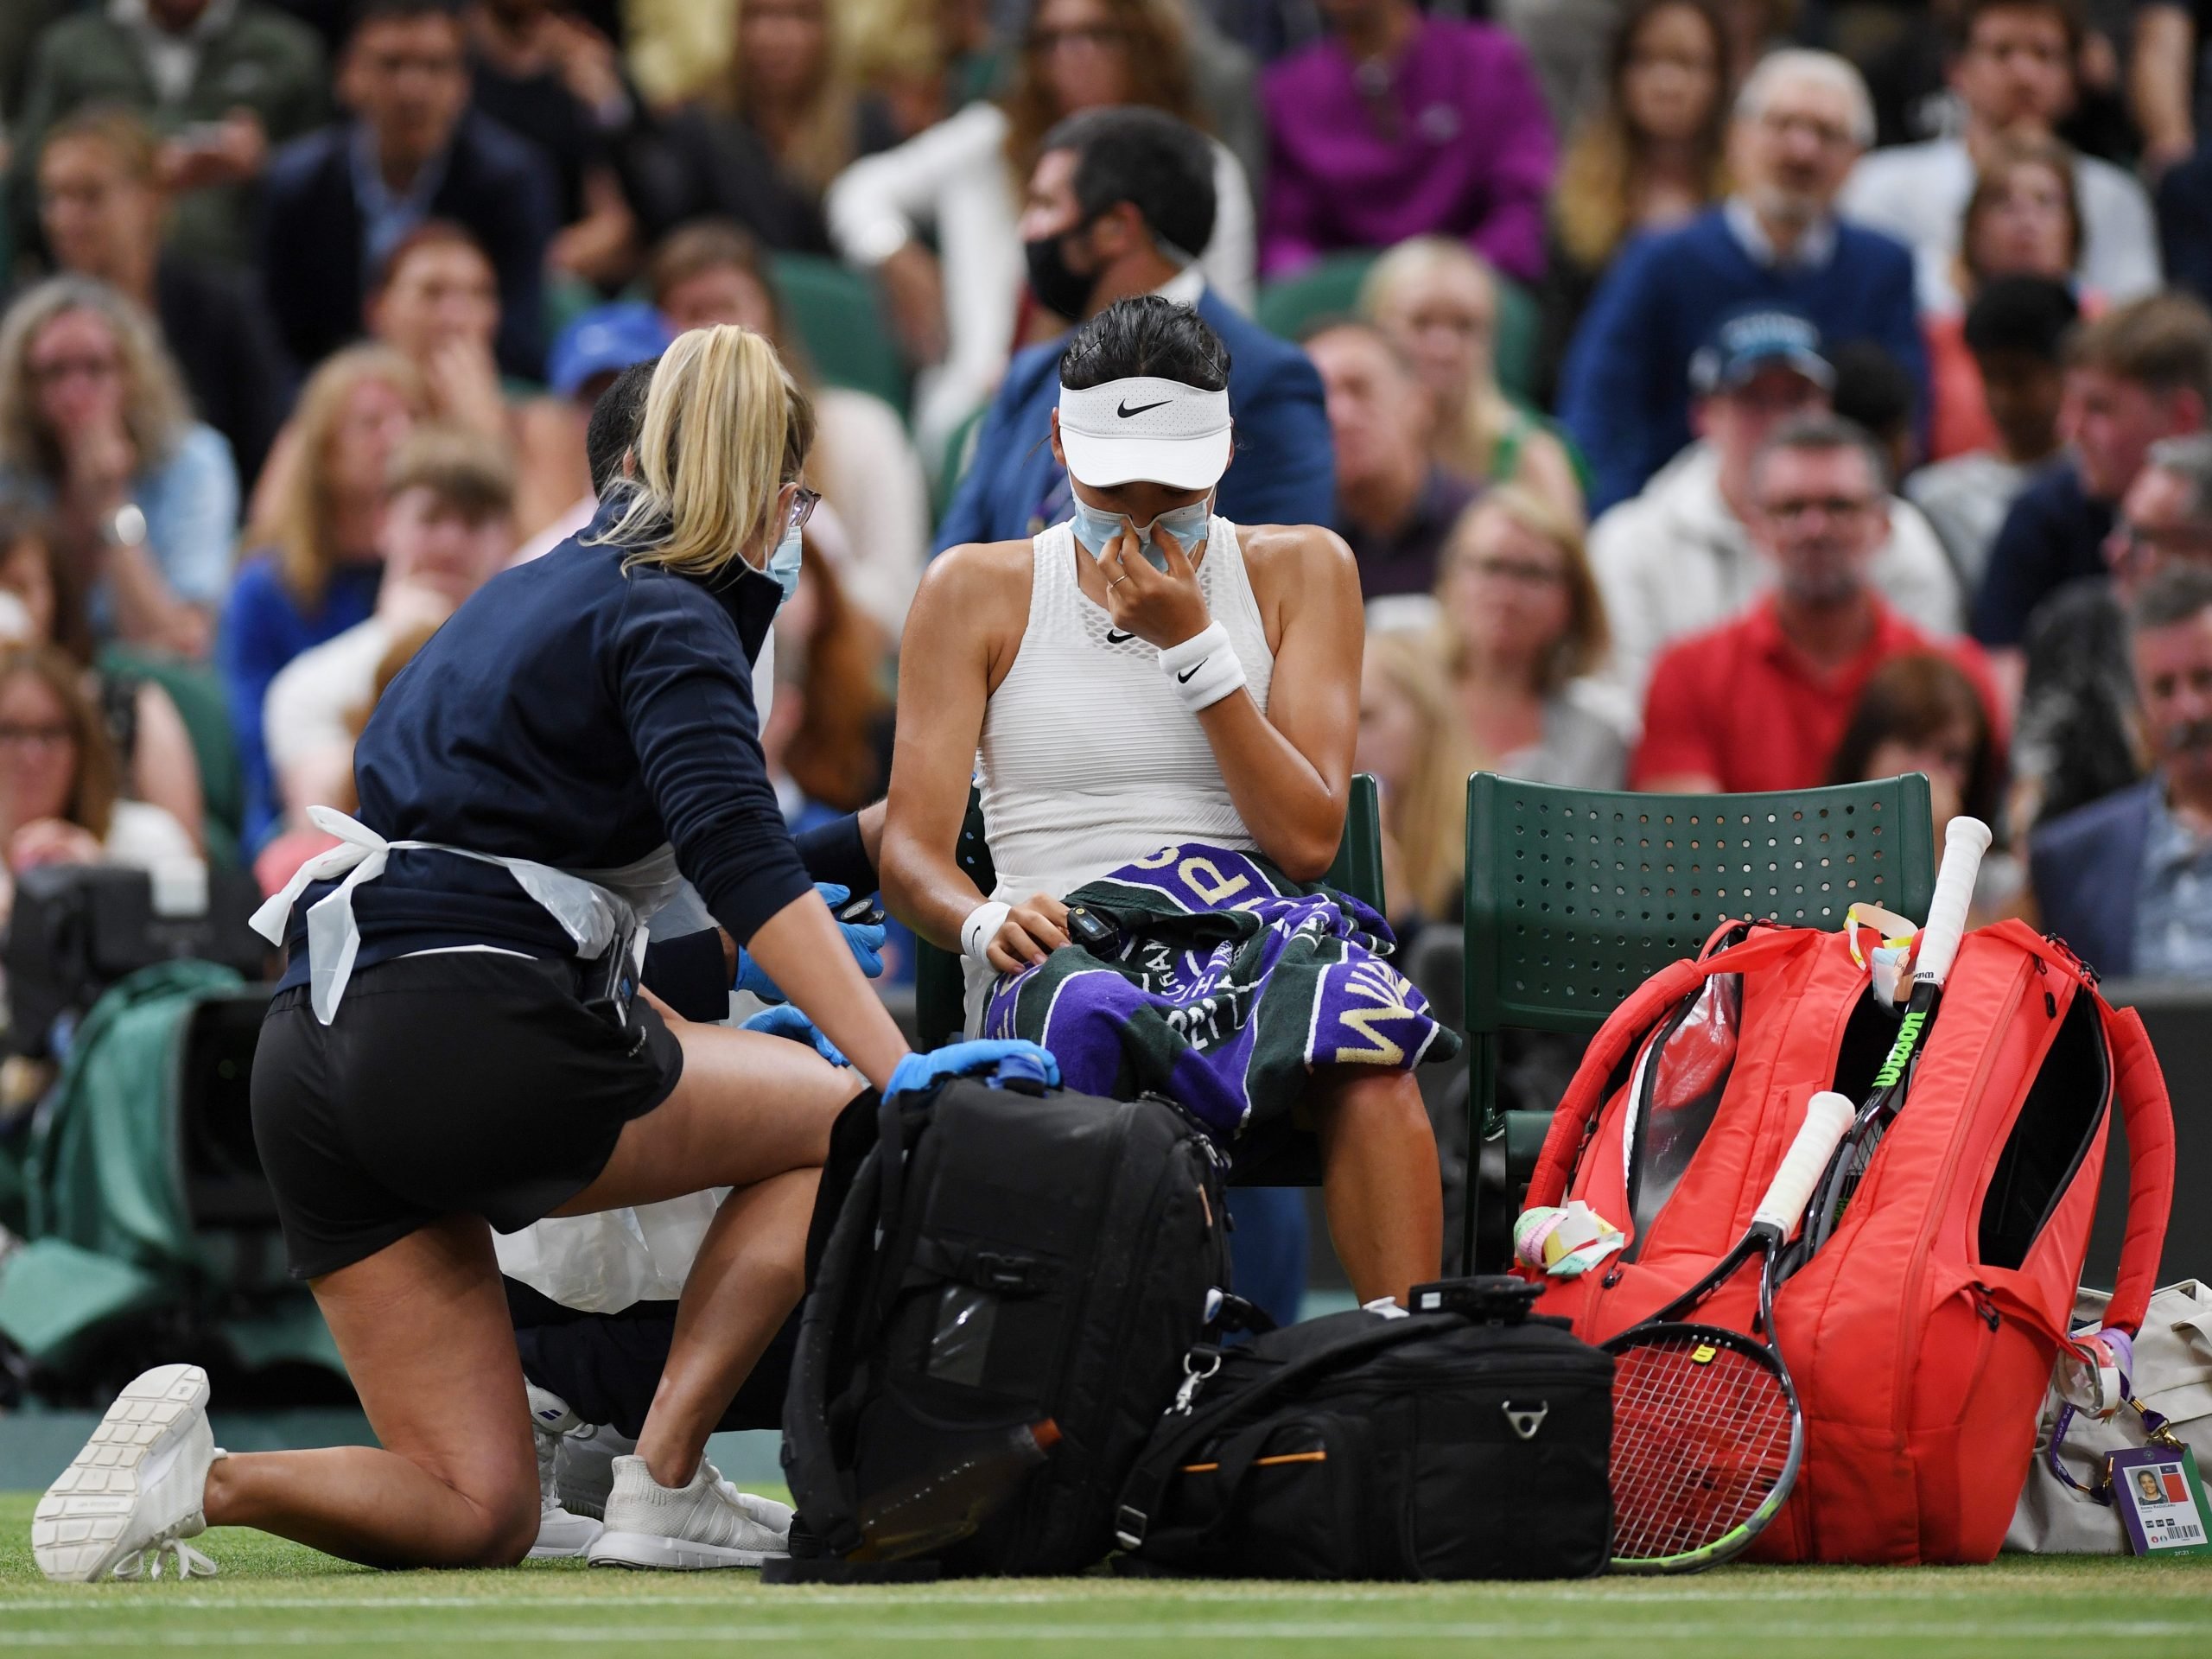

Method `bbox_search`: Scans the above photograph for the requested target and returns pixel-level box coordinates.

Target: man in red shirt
[1634,414,2005,792]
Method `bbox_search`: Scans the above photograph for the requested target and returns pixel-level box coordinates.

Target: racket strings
[1611,1335,1795,1562]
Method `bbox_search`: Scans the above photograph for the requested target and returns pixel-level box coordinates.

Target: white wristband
[959,900,1011,965]
[1157,620,1246,712]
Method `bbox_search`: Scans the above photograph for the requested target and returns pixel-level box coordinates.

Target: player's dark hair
[1058,295,1230,393]
[586,358,658,498]
[1039,107,1218,264]
[1963,276,2080,364]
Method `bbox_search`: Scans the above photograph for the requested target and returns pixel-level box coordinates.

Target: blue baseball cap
[548,303,675,399]
[1688,307,1834,397]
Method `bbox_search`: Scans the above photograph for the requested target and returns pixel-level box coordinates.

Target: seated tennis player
[883,296,1454,1306]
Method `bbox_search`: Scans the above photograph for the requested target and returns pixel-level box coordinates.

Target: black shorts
[251,951,685,1280]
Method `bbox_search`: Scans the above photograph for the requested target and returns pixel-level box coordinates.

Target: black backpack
[779,1062,1231,1577]
[1114,1287,1616,1581]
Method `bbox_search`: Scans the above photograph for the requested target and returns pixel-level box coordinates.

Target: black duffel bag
[1113,1281,1614,1580]
[778,1059,1232,1578]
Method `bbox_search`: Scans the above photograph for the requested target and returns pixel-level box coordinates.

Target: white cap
[1057,376,1232,490]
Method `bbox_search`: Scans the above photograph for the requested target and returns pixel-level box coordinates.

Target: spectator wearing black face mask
[933,106,1332,553]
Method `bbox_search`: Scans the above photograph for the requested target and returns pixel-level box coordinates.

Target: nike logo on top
[1116,398,1170,418]
[1177,661,1207,683]
[1106,629,1135,644]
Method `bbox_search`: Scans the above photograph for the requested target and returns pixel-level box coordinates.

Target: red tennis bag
[1522,918,2174,1564]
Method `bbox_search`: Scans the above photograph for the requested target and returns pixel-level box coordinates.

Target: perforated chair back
[1459,772,1936,1267]
[908,777,1385,1186]
[768,253,908,413]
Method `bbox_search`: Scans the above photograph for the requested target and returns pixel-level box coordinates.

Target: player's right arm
[880,540,1063,972]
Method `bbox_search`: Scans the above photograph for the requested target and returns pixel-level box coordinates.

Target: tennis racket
[1604,1088,1857,1573]
[1801,815,1993,1258]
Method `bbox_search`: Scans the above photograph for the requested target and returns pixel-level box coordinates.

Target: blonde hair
[1554,0,1731,272]
[1365,630,1474,922]
[0,276,192,480]
[724,0,862,193]
[1359,238,1521,486]
[254,345,428,608]
[596,325,815,581]
[1439,485,1611,694]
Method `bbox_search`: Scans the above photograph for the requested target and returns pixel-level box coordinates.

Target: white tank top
[977,516,1274,908]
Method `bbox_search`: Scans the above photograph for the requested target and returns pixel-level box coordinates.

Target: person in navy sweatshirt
[1560,48,1926,515]
[30,326,1052,1586]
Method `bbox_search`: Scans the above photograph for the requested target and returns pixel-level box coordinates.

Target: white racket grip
[1755,1091,1858,1235]
[1913,816,1993,989]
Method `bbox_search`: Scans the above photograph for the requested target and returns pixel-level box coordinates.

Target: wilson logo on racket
[1872,1009,1928,1089]
[1691,1344,1718,1364]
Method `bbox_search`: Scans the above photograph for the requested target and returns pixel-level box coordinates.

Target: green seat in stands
[910,775,1387,1186]
[768,253,908,416]
[97,647,246,870]
[1255,251,1542,403]
[1459,773,1938,1270]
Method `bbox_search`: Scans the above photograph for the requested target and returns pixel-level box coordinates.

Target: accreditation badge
[2108,1445,2212,1556]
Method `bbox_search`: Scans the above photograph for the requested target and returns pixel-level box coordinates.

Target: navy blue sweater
[1559,207,1926,514]
[276,503,810,981]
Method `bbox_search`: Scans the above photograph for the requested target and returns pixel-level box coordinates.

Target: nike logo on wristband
[1178,661,1207,683]
[1106,629,1135,644]
[1116,398,1170,418]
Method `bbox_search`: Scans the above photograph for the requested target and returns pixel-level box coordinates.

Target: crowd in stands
[0,0,2207,995]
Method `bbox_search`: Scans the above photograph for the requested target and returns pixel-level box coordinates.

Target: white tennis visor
[1057,376,1232,490]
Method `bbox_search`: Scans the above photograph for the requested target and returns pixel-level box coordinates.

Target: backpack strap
[1113,1313,1451,1552]
[780,1141,884,1559]
[1523,926,1815,1211]
[2097,1002,2175,1338]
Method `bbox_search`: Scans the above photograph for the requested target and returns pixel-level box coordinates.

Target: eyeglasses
[1764,495,1873,523]
[1031,23,1126,53]
[2111,520,2212,559]
[29,354,118,386]
[784,484,821,532]
[0,722,73,750]
[1459,555,1567,588]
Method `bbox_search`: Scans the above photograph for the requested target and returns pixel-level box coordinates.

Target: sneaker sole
[32,1363,210,1584]
[587,1530,789,1570]
[528,1512,606,1560]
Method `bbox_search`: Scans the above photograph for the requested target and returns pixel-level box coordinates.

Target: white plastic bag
[2005,1281,2212,1553]
[494,1188,729,1314]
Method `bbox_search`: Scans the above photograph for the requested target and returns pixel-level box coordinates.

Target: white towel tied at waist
[251,806,658,1025]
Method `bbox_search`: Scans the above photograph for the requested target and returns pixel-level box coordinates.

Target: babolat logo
[1872,1010,1928,1089]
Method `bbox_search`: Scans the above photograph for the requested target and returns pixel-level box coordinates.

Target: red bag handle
[2097,1002,2174,1338]
[1523,925,1820,1211]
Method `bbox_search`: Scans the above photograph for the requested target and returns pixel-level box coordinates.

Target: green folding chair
[1459,773,1937,1271]
[767,252,909,415]
[911,775,1386,1186]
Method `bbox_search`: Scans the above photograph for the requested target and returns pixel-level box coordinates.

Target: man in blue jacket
[1560,48,1924,514]
[935,107,1333,552]
[2031,564,2212,981]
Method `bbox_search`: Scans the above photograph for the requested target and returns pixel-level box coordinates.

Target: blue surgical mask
[765,521,804,606]
[1069,494,1213,569]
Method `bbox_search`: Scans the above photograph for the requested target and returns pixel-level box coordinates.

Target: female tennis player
[31,327,1006,1582]
[883,296,1449,1309]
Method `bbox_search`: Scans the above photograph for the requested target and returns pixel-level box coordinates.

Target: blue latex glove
[741,1004,849,1066]
[885,1039,1060,1100]
[733,883,888,1001]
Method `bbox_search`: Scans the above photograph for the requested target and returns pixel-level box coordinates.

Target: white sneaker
[588,1454,792,1569]
[554,1419,635,1522]
[33,1363,221,1583]
[525,1385,602,1560]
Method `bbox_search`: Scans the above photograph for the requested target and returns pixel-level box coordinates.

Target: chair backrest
[913,774,1387,1050]
[1463,773,1937,1038]
[1257,253,1541,403]
[98,647,245,870]
[768,253,908,414]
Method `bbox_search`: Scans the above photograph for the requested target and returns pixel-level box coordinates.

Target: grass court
[3,1491,2209,1658]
